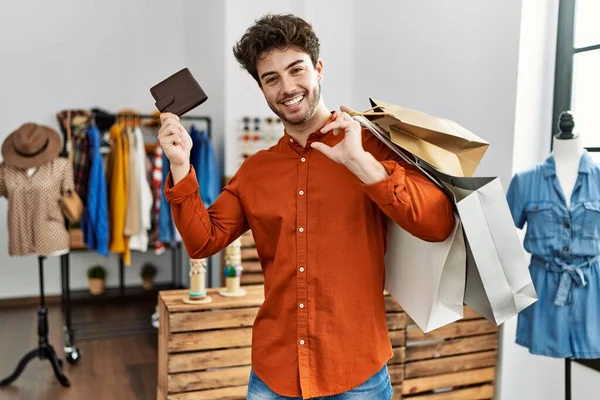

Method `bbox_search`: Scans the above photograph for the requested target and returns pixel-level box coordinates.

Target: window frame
[552,0,600,373]
[552,0,600,153]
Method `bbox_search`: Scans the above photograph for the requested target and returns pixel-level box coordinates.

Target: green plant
[87,265,107,280]
[141,263,158,280]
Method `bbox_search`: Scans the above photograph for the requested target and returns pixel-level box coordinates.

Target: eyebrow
[260,59,305,81]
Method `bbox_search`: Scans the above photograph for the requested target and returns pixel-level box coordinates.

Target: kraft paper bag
[353,98,489,177]
[420,165,538,325]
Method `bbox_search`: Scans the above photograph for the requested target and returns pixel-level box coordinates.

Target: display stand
[0,256,70,387]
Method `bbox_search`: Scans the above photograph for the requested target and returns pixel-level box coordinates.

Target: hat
[2,123,62,169]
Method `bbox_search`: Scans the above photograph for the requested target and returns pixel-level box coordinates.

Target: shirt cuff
[164,166,199,204]
[362,160,407,205]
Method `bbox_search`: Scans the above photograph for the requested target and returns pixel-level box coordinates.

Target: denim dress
[506,151,600,358]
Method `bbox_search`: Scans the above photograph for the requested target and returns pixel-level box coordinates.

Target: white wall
[352,0,522,187]
[181,0,227,288]
[0,0,191,298]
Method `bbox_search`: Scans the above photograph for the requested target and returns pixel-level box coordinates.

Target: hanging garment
[129,126,153,252]
[159,151,175,243]
[56,110,92,204]
[507,151,600,358]
[0,158,74,256]
[81,124,109,256]
[107,123,131,266]
[190,125,219,206]
[124,127,141,238]
[151,142,165,255]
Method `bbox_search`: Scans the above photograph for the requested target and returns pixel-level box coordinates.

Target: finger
[159,120,184,136]
[158,124,184,143]
[321,119,349,133]
[160,112,179,124]
[340,105,356,114]
[310,142,336,160]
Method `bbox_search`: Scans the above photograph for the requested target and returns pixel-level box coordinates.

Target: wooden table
[157,285,498,399]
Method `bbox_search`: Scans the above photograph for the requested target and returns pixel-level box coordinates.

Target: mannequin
[506,111,600,400]
[553,112,584,208]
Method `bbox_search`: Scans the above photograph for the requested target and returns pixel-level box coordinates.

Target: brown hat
[2,123,62,169]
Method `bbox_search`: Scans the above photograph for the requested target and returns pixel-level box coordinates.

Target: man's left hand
[311,105,367,165]
[312,105,389,185]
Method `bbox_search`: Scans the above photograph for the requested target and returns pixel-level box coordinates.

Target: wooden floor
[0,301,158,400]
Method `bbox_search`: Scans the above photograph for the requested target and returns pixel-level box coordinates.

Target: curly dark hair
[233,13,320,85]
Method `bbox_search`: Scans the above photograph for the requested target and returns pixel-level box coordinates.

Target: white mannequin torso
[552,135,584,208]
[27,167,70,257]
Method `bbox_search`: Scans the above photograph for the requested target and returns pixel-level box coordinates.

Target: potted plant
[87,265,107,295]
[141,263,158,290]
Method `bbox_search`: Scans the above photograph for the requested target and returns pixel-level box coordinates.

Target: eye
[291,67,303,74]
[266,76,278,84]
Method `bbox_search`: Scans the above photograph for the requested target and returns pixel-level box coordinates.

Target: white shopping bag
[384,217,466,333]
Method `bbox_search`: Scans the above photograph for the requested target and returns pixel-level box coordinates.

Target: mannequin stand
[565,358,571,400]
[0,256,70,387]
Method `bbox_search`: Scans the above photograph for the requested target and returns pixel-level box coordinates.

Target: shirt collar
[283,111,339,145]
[542,150,594,178]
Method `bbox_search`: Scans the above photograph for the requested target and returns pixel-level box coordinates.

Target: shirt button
[300,340,305,345]
[564,246,569,252]
[533,206,539,211]
[299,227,304,233]
[299,190,304,196]
[299,303,304,308]
[564,222,570,229]
[301,157,306,162]
[299,267,304,272]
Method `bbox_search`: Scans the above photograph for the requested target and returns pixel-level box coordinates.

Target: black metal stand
[565,358,571,400]
[0,256,70,387]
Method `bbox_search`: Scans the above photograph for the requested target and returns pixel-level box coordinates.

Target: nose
[280,75,297,98]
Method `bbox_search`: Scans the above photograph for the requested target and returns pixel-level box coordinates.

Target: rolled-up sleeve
[361,129,455,242]
[165,165,249,259]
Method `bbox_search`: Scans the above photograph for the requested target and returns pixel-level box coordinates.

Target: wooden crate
[397,307,499,400]
[157,285,265,399]
[158,284,498,399]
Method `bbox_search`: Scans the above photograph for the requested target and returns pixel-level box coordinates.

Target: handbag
[61,189,83,223]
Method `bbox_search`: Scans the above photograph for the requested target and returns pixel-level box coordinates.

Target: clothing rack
[57,110,213,363]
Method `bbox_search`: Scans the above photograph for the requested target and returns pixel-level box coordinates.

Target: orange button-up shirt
[165,111,454,398]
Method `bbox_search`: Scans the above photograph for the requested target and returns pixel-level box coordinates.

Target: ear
[316,59,324,83]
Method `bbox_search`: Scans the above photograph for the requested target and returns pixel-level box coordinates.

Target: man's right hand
[158,112,192,167]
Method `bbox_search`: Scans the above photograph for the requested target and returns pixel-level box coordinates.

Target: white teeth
[284,95,304,106]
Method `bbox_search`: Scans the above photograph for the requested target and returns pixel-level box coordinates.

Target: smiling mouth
[281,94,305,107]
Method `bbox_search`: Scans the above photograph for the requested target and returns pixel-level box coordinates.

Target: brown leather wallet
[150,68,208,116]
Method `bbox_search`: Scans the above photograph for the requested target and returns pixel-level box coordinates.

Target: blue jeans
[247,364,394,399]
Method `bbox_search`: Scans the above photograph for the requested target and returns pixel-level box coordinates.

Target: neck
[283,101,332,145]
[553,135,584,163]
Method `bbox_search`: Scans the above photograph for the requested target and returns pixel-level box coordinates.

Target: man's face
[256,47,323,126]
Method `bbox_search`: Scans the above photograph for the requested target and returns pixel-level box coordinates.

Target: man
[159,13,454,400]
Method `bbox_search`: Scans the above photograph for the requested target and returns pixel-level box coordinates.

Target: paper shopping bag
[354,98,489,177]
[420,165,538,325]
[353,114,467,332]
[384,217,466,333]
